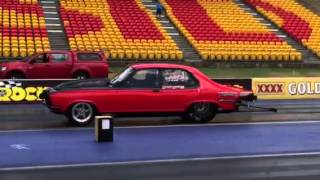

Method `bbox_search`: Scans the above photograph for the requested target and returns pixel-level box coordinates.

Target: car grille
[40,91,51,106]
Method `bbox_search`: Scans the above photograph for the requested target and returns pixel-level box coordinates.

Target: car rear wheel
[7,72,25,79]
[67,102,95,126]
[73,72,89,80]
[185,102,217,123]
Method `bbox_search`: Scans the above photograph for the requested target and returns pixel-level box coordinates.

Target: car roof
[131,63,197,71]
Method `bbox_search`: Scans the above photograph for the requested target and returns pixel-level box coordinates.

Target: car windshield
[110,67,134,84]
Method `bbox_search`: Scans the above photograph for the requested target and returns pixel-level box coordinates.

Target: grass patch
[109,67,320,78]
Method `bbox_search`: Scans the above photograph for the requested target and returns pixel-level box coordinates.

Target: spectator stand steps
[39,0,69,50]
[160,0,303,62]
[141,0,202,62]
[297,0,320,16]
[240,0,319,62]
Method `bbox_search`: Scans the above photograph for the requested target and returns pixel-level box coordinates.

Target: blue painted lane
[2,122,320,168]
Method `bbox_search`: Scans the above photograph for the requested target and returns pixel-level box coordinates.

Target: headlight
[0,66,7,71]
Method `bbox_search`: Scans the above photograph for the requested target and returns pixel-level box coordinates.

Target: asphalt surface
[1,99,320,130]
[3,122,320,179]
[3,154,320,180]
[1,99,320,180]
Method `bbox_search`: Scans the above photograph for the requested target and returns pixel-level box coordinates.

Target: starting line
[2,121,320,170]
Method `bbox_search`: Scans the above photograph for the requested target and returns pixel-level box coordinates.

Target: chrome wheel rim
[189,103,211,121]
[194,103,210,114]
[72,103,93,123]
[77,76,86,80]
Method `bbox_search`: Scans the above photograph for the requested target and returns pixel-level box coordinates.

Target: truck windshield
[110,67,134,84]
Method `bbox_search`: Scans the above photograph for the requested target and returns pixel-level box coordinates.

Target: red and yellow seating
[246,0,320,58]
[60,0,183,60]
[0,0,50,57]
[161,0,301,61]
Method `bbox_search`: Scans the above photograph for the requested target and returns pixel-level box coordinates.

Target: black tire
[184,102,217,123]
[73,71,89,80]
[66,102,96,126]
[7,72,25,79]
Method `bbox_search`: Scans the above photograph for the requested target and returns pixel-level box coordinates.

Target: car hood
[53,78,110,91]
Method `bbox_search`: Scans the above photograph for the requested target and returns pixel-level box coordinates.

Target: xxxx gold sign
[253,77,320,99]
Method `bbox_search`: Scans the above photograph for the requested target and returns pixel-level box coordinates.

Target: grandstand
[1,0,320,66]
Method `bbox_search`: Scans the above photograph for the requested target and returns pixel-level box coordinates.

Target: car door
[46,53,73,78]
[27,53,72,79]
[27,53,51,79]
[112,68,162,112]
[157,68,200,112]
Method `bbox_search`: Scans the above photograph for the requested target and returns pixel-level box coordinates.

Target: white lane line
[168,33,179,36]
[41,1,55,3]
[44,12,58,14]
[1,120,320,133]
[45,17,59,20]
[3,151,320,171]
[47,30,63,33]
[42,6,56,9]
[145,5,156,7]
[46,24,61,26]
[163,26,174,29]
[160,21,169,23]
[278,35,287,38]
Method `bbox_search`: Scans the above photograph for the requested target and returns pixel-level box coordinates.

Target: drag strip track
[1,100,320,130]
[3,121,320,179]
[2,100,320,180]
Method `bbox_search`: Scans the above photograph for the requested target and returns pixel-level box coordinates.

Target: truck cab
[0,51,109,79]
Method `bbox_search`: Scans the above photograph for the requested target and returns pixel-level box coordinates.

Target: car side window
[161,69,199,89]
[49,54,68,62]
[121,69,159,89]
[31,54,49,63]
[77,53,102,61]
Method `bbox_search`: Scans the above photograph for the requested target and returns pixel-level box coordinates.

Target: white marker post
[95,116,113,142]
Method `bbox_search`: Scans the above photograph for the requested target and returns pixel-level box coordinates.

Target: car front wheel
[185,102,217,123]
[67,102,95,126]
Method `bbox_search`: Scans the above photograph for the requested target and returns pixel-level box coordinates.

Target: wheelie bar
[239,102,278,112]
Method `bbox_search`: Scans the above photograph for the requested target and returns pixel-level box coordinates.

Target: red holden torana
[41,64,256,125]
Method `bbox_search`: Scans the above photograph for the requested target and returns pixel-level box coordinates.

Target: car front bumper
[40,91,62,113]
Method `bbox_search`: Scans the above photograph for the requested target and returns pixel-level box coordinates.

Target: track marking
[10,144,30,150]
[1,120,320,133]
[3,151,320,171]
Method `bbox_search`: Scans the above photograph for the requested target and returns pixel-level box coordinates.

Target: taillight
[240,91,253,97]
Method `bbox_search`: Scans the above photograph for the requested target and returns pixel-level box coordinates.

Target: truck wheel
[74,72,89,79]
[7,72,25,79]
[185,103,217,123]
[67,102,95,126]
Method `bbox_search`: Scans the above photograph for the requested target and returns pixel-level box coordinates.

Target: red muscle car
[0,51,108,79]
[41,64,256,125]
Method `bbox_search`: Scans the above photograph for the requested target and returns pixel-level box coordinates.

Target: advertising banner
[252,77,320,99]
[0,80,65,103]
